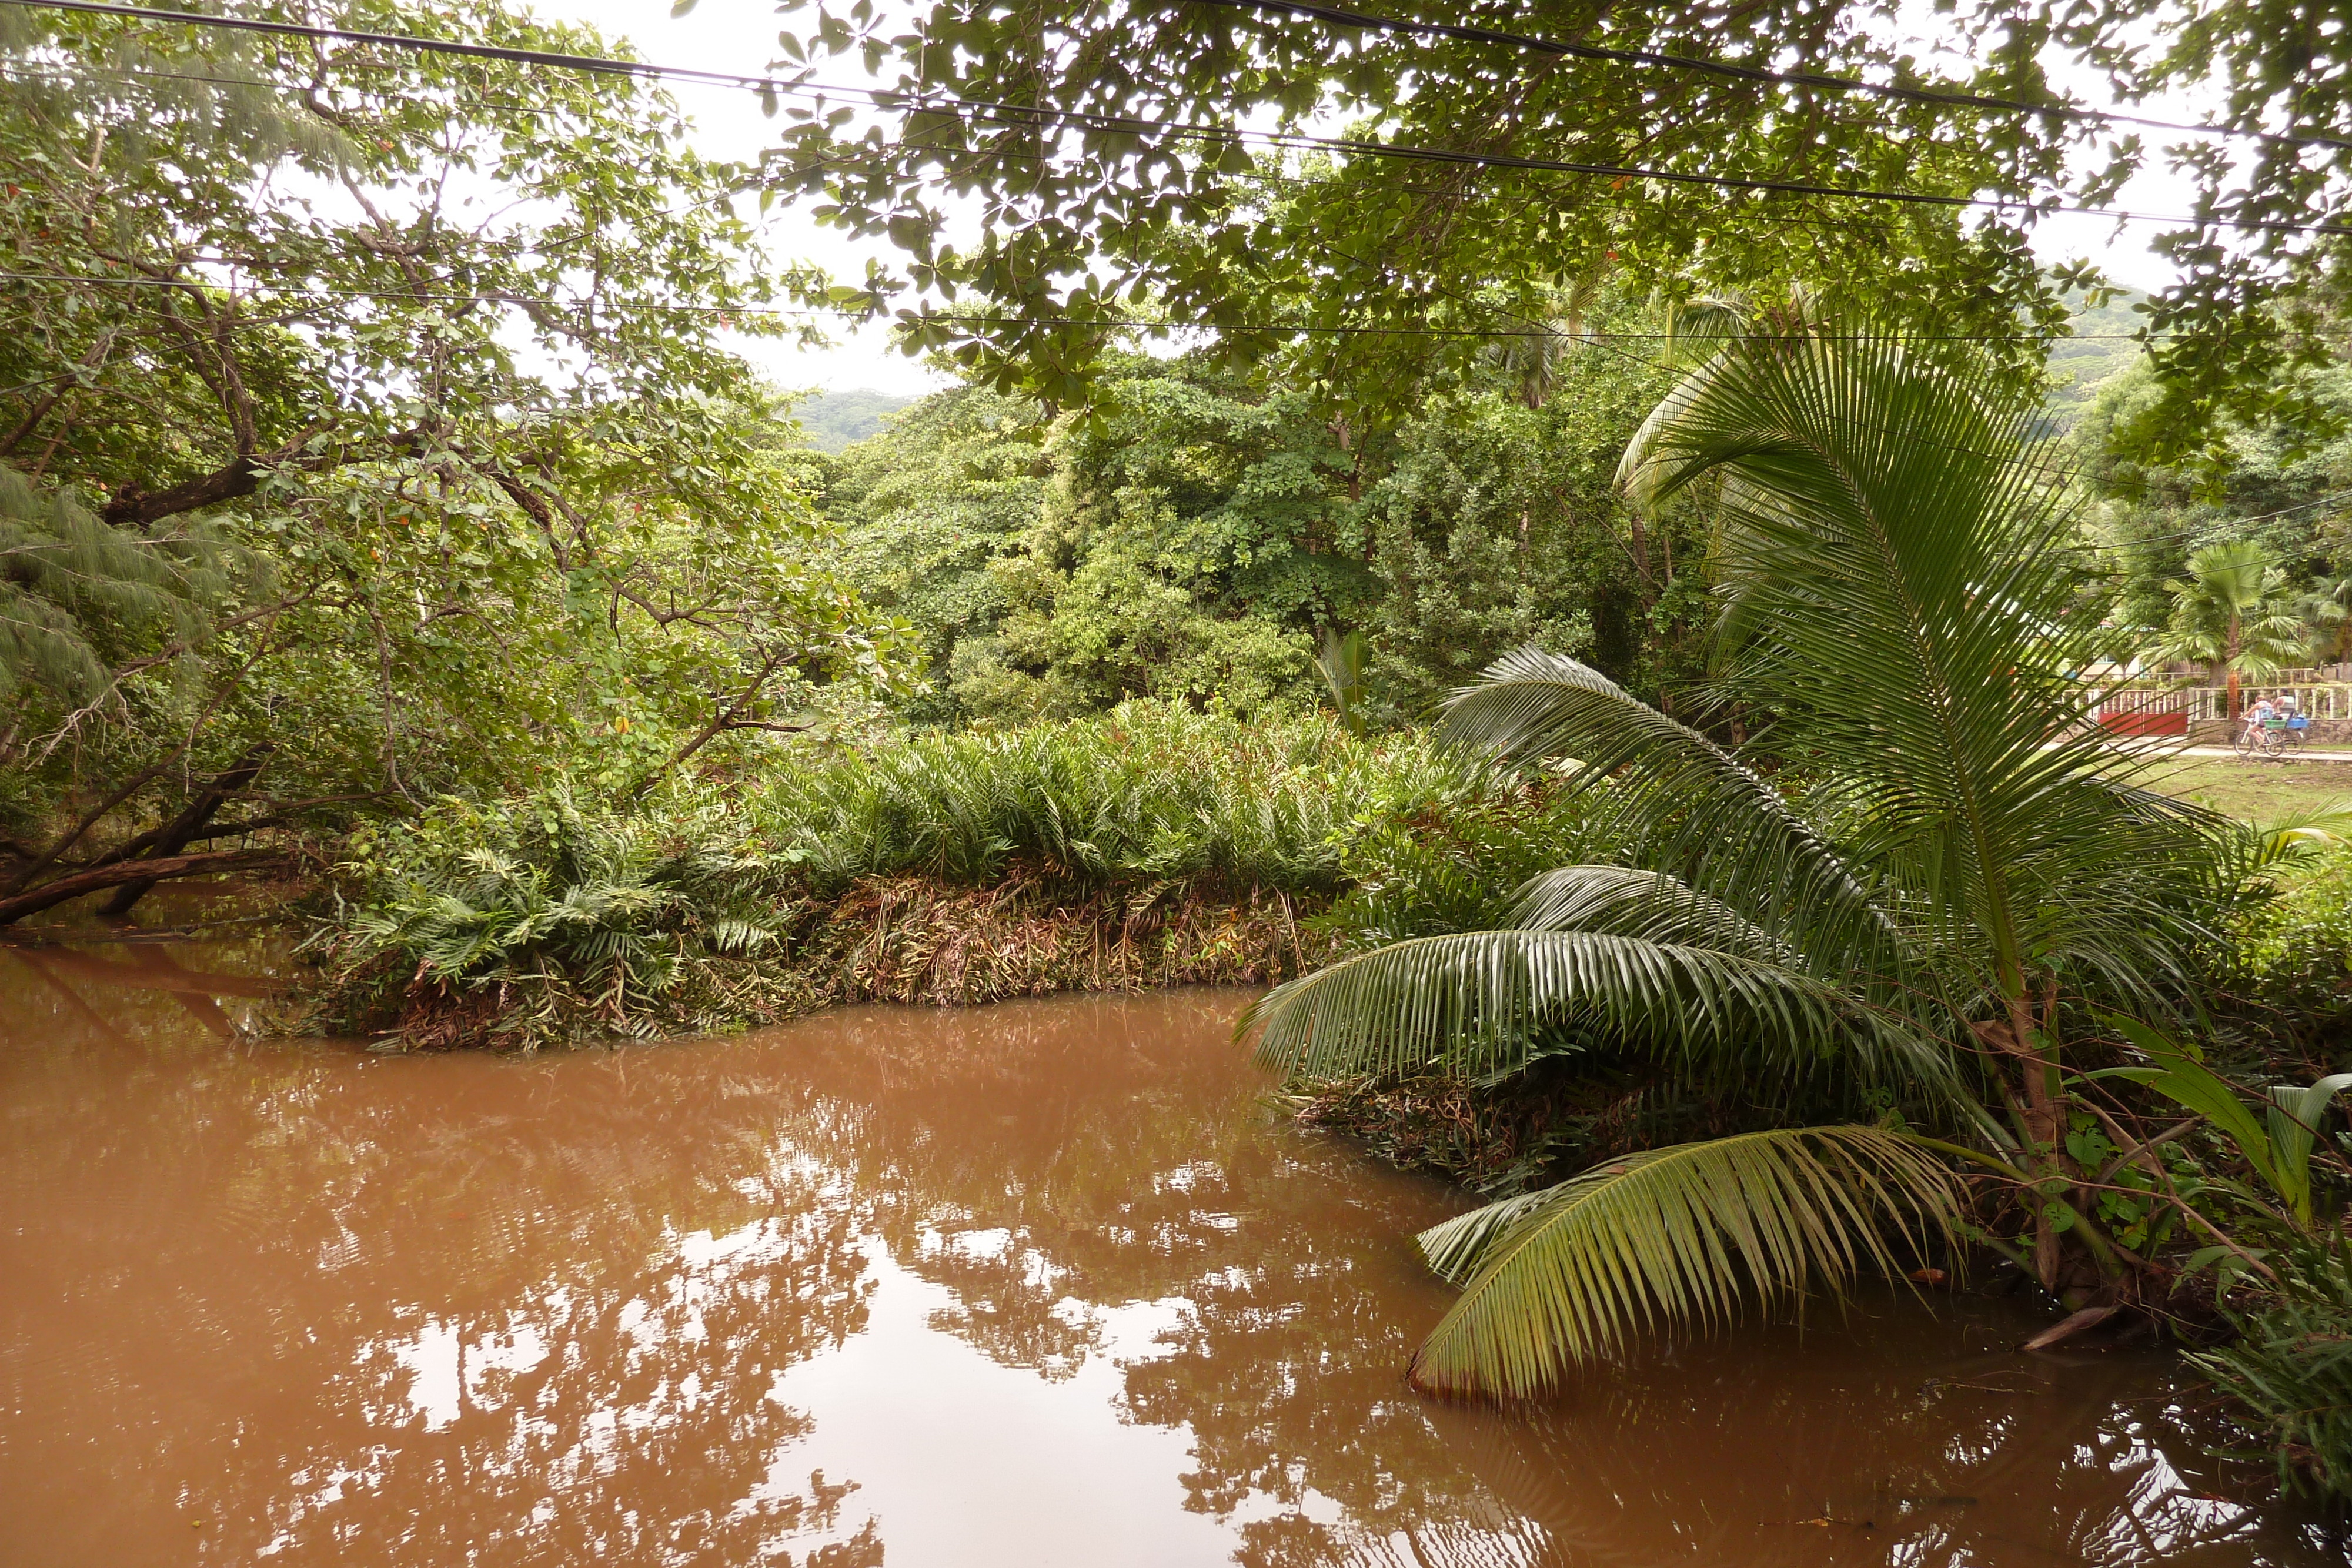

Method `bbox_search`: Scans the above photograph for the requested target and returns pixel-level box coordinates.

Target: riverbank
[288,707,1535,1052]
[311,871,1334,1051]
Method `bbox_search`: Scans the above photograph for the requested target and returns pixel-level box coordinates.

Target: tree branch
[0,847,288,928]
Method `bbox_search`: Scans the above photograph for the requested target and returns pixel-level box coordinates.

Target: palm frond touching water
[1409,1126,1961,1398]
[1247,318,2251,1396]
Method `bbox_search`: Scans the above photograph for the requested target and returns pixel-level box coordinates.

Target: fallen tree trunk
[98,744,274,918]
[0,847,288,928]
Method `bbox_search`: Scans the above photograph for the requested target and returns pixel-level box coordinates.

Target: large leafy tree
[821,329,1693,727]
[2034,0,2352,462]
[762,1,2352,454]
[1242,311,2241,1398]
[759,0,2086,413]
[0,1,913,910]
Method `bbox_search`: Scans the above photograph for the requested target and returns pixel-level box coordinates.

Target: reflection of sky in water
[2,966,2345,1567]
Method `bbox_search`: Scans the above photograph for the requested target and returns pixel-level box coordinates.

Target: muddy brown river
[1,931,2345,1565]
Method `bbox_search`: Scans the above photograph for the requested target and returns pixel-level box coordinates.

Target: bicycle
[2230,719,2286,761]
[2235,718,2291,760]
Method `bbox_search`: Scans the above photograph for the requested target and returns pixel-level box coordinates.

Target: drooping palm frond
[1504,865,1798,965]
[1408,1126,1961,1398]
[1240,928,1942,1089]
[1437,649,1904,975]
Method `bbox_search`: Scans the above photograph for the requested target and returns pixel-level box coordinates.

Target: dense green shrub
[313,783,795,1048]
[1318,769,1594,948]
[741,703,1459,894]
[2193,1237,2352,1500]
[302,706,1489,1048]
[2237,847,2352,1025]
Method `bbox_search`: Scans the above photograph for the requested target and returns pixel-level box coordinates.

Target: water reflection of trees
[3,952,881,1565]
[760,994,2343,1568]
[7,965,2344,1567]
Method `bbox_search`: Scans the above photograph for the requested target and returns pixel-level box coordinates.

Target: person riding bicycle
[2243,696,2278,745]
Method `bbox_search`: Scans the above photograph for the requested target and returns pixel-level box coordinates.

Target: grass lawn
[2144,754,2352,821]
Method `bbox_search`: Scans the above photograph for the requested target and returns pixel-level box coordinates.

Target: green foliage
[822,337,1697,727]
[0,1,912,870]
[310,706,1472,1046]
[322,783,791,1047]
[2038,286,2156,436]
[1320,778,1593,949]
[741,703,1455,893]
[818,384,1054,725]
[1408,1127,1960,1398]
[2100,1015,2352,1226]
[2144,540,2313,680]
[2192,1236,2352,1500]
[763,1,2081,409]
[1244,316,2254,1395]
[1354,367,1698,722]
[2238,845,2352,1035]
[2036,2,2352,456]
[1316,628,1369,736]
[2080,359,2352,638]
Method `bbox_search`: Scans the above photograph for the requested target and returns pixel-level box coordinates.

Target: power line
[0,267,2180,345]
[0,56,2051,263]
[7,0,2350,239]
[1191,0,2352,156]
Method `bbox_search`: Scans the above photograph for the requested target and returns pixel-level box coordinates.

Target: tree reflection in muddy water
[0,948,2341,1566]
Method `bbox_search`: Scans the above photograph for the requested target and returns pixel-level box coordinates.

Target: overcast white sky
[532,0,2213,398]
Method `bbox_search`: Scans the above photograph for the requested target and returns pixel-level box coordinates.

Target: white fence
[2093,682,2352,733]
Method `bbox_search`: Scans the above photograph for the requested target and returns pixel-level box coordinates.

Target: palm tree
[2298,573,2352,669]
[1241,321,2240,1399]
[2147,540,2309,716]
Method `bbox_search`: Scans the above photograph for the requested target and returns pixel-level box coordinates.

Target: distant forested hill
[2043,288,2153,434]
[791,389,917,452]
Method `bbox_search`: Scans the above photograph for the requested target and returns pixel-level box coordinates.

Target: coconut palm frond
[1504,865,1799,965]
[1238,928,1938,1088]
[1436,648,1903,968]
[1408,1126,1961,1398]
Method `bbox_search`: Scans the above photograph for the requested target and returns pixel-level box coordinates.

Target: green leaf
[1409,1127,1959,1398]
[2109,1014,2286,1204]
[1240,927,1942,1091]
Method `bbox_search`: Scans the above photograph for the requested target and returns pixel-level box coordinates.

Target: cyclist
[2240,695,2278,756]
[2278,693,2305,748]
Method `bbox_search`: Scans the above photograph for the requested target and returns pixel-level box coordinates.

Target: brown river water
[2,927,2346,1566]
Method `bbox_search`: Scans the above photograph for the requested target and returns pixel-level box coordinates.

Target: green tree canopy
[758,0,2088,414]
[0,0,912,898]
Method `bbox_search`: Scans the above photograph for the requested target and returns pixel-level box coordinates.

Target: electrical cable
[5,0,2348,238]
[0,267,2183,345]
[1187,0,2352,156]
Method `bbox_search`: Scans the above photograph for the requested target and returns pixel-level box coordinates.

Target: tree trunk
[2226,612,2242,718]
[92,744,273,918]
[0,847,286,927]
